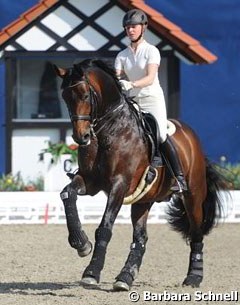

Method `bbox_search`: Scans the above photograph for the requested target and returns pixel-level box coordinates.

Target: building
[0,0,216,180]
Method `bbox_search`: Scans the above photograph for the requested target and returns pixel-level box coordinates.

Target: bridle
[67,79,98,123]
[64,74,125,136]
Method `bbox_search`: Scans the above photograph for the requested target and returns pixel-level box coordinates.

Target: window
[14,58,74,120]
[12,56,169,120]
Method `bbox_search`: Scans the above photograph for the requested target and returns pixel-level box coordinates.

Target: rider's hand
[119,80,133,91]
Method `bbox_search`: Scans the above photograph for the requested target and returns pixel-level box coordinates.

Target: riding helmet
[122,9,148,27]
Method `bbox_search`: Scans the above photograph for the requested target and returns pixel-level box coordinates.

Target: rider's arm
[115,69,125,79]
[132,63,159,88]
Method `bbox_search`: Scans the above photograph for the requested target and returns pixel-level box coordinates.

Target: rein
[94,100,125,135]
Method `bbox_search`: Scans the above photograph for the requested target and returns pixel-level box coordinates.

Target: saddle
[142,112,162,165]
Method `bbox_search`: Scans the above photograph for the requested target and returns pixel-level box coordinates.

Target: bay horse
[54,59,226,291]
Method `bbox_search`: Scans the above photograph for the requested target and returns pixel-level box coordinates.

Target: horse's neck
[100,88,121,113]
[78,139,99,173]
[97,101,138,141]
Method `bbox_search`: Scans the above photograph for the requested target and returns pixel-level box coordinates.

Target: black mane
[74,59,122,92]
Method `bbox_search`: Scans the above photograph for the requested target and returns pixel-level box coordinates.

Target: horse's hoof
[113,280,130,291]
[182,274,202,288]
[77,241,92,257]
[81,276,98,286]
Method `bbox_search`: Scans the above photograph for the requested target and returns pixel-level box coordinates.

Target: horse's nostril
[72,132,91,146]
[84,133,90,140]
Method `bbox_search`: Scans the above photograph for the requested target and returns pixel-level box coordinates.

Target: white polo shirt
[115,40,162,97]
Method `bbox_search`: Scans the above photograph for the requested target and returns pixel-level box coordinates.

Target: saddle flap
[142,112,160,145]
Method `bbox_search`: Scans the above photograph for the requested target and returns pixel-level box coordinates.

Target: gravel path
[0,223,239,305]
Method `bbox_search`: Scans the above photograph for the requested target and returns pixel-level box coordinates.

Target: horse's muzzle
[72,133,91,146]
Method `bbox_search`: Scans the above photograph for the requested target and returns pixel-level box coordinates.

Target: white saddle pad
[167,120,176,136]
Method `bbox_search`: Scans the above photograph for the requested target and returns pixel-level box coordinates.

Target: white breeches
[133,91,167,143]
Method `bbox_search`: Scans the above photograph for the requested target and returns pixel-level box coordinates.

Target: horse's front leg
[113,202,154,291]
[81,176,127,286]
[60,175,92,257]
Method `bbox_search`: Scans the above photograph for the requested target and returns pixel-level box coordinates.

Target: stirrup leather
[171,175,188,193]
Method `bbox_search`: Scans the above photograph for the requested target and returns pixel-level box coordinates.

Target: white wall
[12,128,60,180]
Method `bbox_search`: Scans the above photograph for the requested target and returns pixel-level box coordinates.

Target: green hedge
[215,163,240,190]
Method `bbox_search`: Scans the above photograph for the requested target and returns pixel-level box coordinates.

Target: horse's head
[54,59,123,146]
[54,62,99,145]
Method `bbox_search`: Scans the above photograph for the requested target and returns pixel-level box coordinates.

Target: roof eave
[0,0,218,64]
[0,0,59,46]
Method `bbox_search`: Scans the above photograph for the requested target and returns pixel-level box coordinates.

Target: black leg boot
[161,135,188,193]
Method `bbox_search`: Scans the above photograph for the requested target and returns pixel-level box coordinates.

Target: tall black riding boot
[161,135,188,193]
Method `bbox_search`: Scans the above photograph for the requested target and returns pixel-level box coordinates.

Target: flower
[0,172,43,192]
[6,178,13,184]
[68,144,78,151]
[40,141,79,164]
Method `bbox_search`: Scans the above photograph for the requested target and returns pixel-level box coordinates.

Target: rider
[114,9,187,192]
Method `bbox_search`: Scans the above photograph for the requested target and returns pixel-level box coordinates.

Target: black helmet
[122,9,148,27]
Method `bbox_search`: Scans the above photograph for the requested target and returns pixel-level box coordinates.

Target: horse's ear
[53,64,67,78]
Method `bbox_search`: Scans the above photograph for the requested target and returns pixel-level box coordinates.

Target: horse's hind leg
[182,193,205,288]
[113,202,153,291]
[168,190,205,287]
[60,175,92,257]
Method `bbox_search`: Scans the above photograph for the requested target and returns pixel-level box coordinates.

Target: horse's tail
[166,158,228,240]
[201,159,228,234]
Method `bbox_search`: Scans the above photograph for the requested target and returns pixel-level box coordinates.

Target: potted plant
[40,141,78,164]
[40,141,79,191]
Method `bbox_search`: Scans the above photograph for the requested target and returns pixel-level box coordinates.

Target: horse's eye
[84,93,89,100]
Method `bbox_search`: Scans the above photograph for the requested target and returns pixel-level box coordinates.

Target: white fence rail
[0,191,239,225]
